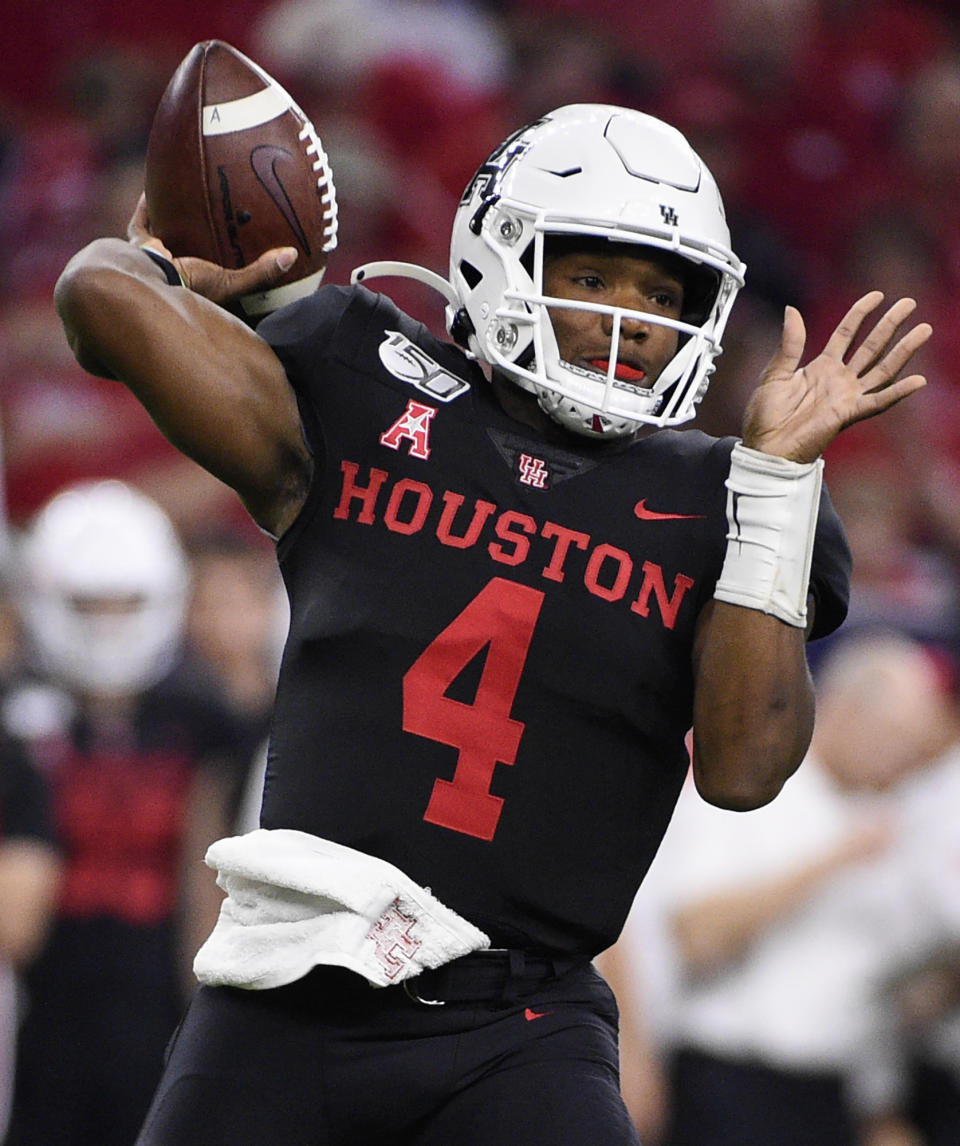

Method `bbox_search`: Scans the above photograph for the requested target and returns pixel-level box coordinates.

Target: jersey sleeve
[257,284,355,362]
[257,283,433,451]
[257,284,431,403]
[808,480,851,640]
[255,284,358,461]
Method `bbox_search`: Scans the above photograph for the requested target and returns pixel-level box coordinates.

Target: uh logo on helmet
[18,480,190,696]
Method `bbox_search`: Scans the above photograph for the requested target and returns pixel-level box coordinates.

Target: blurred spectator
[596,936,671,1145]
[607,632,960,1146]
[6,481,247,1146]
[654,74,810,439]
[503,0,723,91]
[891,53,960,476]
[0,43,170,306]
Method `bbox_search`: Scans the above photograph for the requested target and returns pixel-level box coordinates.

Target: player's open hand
[126,194,299,305]
[741,292,932,463]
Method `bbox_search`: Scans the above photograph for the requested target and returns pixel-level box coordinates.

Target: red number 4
[402,577,544,841]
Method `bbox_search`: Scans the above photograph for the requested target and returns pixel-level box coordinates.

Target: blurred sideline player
[0,697,61,1142]
[7,481,247,1146]
[54,105,929,1144]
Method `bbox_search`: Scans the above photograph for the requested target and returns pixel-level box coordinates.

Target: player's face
[542,246,684,387]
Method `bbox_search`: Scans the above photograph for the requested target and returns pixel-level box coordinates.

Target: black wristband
[141,246,184,287]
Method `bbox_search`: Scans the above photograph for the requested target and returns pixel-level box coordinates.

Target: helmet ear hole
[450,307,475,348]
[459,260,482,290]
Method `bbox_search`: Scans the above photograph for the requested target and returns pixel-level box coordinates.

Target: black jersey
[257,285,851,958]
[0,733,55,845]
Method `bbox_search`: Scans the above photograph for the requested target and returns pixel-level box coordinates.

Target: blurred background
[1,1,960,1144]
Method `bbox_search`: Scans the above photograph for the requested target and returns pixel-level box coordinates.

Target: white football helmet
[18,481,190,695]
[353,104,745,438]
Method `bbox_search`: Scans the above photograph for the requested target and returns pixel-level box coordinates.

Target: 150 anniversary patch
[379,331,471,403]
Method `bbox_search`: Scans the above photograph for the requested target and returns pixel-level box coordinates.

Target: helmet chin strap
[350,261,461,308]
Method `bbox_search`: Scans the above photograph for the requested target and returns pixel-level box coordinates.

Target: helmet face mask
[447,105,746,439]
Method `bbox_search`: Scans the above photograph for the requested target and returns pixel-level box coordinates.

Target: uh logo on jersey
[378,331,471,460]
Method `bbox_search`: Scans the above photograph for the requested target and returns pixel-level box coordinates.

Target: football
[144,39,338,319]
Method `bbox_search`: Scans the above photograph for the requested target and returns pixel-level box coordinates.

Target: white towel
[193,829,490,989]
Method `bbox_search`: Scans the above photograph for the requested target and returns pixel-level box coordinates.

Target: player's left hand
[741,292,932,463]
[126,193,299,305]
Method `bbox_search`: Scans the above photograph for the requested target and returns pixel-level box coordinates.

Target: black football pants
[135,955,640,1145]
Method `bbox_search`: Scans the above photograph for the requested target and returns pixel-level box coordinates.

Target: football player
[54,105,930,1145]
[9,481,246,1146]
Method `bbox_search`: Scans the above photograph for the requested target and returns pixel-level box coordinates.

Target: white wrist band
[713,442,824,628]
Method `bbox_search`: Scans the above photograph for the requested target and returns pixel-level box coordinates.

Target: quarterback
[55,105,929,1144]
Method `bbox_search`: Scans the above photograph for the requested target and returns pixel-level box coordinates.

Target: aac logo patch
[379,331,470,403]
[380,401,437,460]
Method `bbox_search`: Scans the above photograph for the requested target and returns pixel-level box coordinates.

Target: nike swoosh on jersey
[249,144,311,253]
[634,499,707,522]
[524,1007,554,1021]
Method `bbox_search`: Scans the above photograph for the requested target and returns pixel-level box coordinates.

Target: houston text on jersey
[333,460,697,629]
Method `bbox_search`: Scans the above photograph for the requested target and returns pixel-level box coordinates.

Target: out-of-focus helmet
[353,104,745,439]
[19,481,190,695]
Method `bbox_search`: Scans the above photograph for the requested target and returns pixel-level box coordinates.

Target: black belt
[401,949,583,1006]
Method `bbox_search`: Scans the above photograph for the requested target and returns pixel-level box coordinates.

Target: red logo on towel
[368,898,422,980]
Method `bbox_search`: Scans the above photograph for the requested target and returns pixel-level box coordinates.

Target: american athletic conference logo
[380,400,437,460]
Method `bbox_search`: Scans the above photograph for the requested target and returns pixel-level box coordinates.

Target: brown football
[144,40,338,318]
